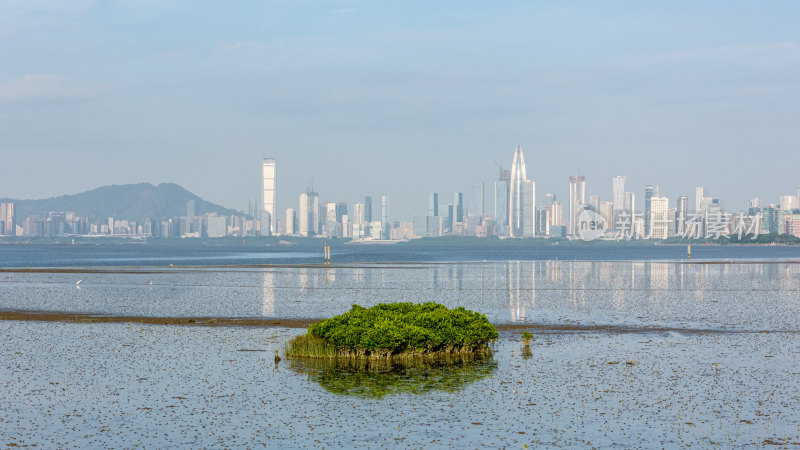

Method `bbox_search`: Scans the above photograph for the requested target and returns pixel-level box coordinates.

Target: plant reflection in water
[288,355,497,399]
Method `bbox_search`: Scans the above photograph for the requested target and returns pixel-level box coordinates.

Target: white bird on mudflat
[76,280,82,285]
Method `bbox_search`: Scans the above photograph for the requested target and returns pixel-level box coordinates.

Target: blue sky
[1,1,799,218]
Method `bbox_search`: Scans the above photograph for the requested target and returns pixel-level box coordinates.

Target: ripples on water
[3,253,800,447]
[2,261,799,331]
[2,323,799,447]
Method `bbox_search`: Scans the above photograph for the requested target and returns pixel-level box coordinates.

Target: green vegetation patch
[286,302,497,359]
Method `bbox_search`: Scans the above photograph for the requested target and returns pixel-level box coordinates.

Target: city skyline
[3,144,800,238]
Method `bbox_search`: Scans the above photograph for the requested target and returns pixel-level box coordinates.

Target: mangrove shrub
[286,302,498,359]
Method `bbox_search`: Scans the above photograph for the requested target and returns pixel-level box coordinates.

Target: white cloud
[0,74,107,103]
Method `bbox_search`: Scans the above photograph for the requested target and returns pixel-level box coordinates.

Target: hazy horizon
[2,1,799,220]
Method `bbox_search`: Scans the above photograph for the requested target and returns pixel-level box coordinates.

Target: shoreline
[0,309,786,334]
[2,258,800,273]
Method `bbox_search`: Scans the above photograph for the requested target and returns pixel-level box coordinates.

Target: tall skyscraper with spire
[509,145,535,237]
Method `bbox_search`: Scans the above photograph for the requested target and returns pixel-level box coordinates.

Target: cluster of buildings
[0,199,259,239]
[404,146,800,241]
[255,159,408,240]
[2,150,799,241]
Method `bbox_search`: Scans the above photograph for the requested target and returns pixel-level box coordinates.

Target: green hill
[0,183,242,220]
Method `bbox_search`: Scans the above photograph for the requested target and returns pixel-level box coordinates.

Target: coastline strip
[0,309,788,334]
[0,310,316,328]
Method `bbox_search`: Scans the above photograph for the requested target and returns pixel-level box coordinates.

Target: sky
[1,0,799,220]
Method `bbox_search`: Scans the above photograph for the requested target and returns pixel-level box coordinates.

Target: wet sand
[0,309,317,328]
[0,309,778,334]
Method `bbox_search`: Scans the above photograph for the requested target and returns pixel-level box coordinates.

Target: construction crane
[492,157,503,171]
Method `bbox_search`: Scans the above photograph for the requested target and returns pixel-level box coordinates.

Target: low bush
[285,302,497,359]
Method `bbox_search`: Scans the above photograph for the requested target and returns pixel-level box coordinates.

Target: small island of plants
[285,302,498,359]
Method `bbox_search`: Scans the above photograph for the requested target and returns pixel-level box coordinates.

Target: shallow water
[2,322,799,447]
[2,261,799,330]
[3,241,800,268]
[3,258,800,447]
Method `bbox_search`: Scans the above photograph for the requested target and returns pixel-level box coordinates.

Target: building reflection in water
[298,268,309,291]
[429,265,439,291]
[674,263,685,290]
[352,268,364,284]
[507,261,535,322]
[451,265,464,290]
[545,260,562,284]
[262,271,274,317]
[649,262,669,291]
[567,261,587,308]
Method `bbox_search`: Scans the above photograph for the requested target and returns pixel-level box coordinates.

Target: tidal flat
[2,260,800,447]
[2,322,799,447]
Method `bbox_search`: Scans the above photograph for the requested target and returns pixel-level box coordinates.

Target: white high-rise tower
[261,158,277,236]
[568,175,586,237]
[612,176,625,228]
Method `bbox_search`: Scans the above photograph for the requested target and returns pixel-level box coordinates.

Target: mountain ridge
[0,183,243,220]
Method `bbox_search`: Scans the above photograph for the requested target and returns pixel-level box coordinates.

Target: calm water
[2,244,800,447]
[2,241,800,268]
[2,261,799,331]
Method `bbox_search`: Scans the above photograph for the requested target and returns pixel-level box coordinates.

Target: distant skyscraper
[649,197,669,239]
[453,192,464,224]
[381,196,389,238]
[747,197,761,216]
[612,176,625,228]
[523,180,535,237]
[599,201,614,225]
[428,193,439,217]
[589,195,599,212]
[445,204,453,232]
[364,196,373,223]
[0,203,15,236]
[261,158,277,236]
[550,201,563,227]
[285,208,295,235]
[780,195,795,210]
[248,198,256,218]
[509,145,535,237]
[625,192,635,218]
[612,176,626,213]
[494,169,510,236]
[695,187,705,213]
[472,182,484,218]
[311,192,320,235]
[298,189,319,236]
[186,200,195,234]
[644,185,657,236]
[298,193,310,236]
[568,175,586,237]
[325,202,347,238]
[677,195,688,234]
[353,203,365,224]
